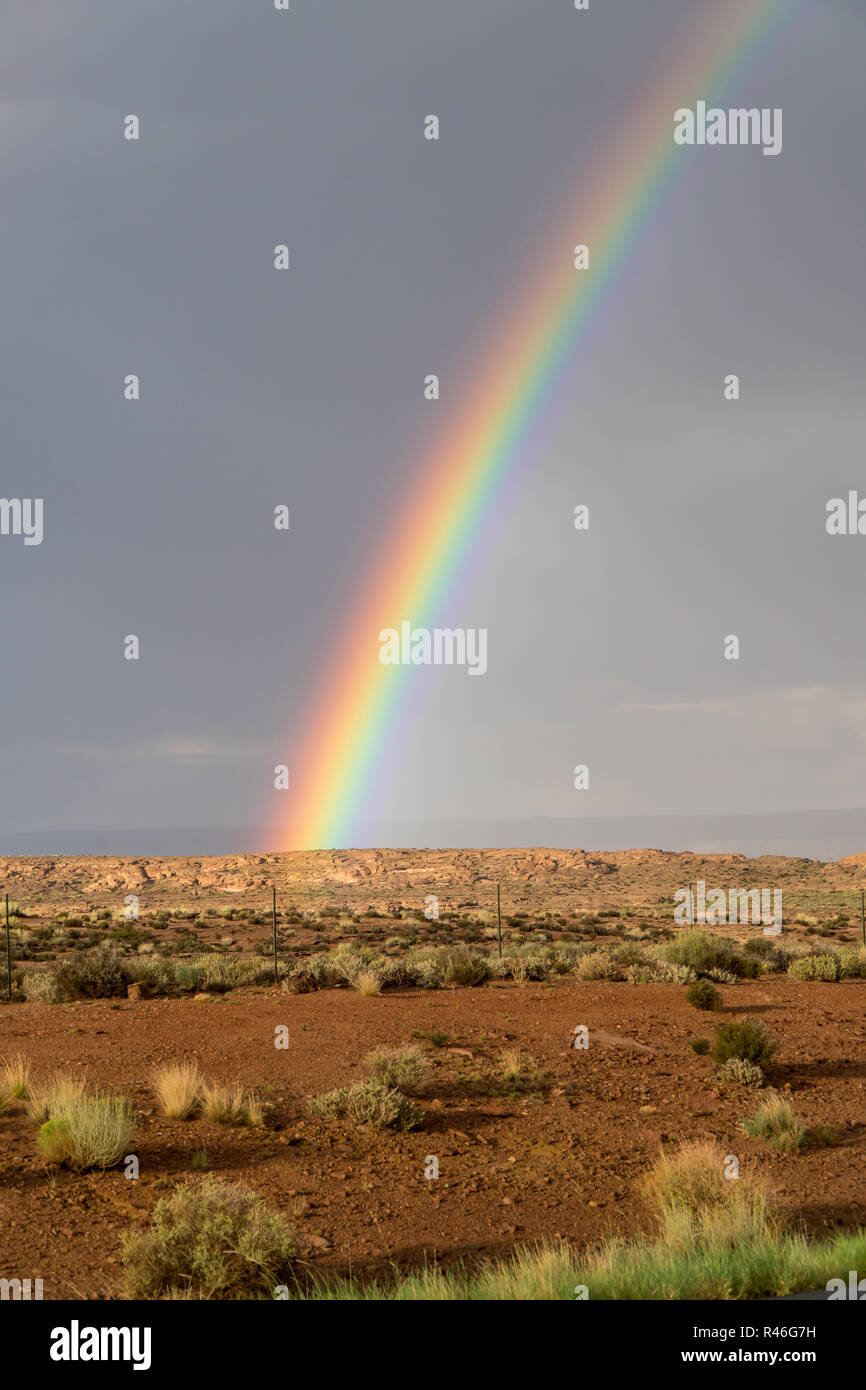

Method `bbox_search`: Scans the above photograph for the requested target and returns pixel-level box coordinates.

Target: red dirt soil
[2,976,865,1298]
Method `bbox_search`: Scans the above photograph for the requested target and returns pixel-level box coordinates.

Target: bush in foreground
[309,1079,420,1131]
[788,954,841,982]
[1,1053,31,1099]
[364,1043,429,1093]
[55,945,130,999]
[122,1178,297,1299]
[717,1057,765,1090]
[659,931,744,977]
[444,951,489,987]
[685,979,722,1012]
[22,970,69,1004]
[743,1092,806,1153]
[710,1019,776,1069]
[37,1091,134,1171]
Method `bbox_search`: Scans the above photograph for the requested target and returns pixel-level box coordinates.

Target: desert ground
[1,847,865,1300]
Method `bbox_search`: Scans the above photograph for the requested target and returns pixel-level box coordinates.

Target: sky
[2,0,865,857]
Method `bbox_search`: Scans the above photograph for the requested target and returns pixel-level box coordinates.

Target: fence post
[496,883,502,958]
[272,885,279,984]
[5,894,11,1001]
[861,889,865,948]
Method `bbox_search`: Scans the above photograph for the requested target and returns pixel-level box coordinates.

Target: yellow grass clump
[152,1062,203,1120]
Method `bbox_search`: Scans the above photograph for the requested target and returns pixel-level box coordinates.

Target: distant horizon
[2,805,864,863]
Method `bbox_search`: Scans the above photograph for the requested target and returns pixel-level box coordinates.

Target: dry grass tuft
[200,1082,249,1126]
[352,969,382,997]
[499,1049,526,1086]
[642,1140,772,1249]
[364,1043,429,1093]
[25,1075,86,1126]
[152,1062,203,1120]
[1,1054,32,1100]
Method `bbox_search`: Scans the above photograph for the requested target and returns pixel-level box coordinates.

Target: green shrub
[37,1116,72,1162]
[787,954,841,982]
[174,964,206,991]
[404,949,449,989]
[743,937,791,972]
[378,957,418,989]
[110,924,147,948]
[627,960,694,985]
[0,961,24,995]
[735,957,761,979]
[660,931,733,973]
[838,946,866,979]
[190,955,257,993]
[56,945,130,999]
[22,970,69,1004]
[685,979,722,1012]
[575,949,624,982]
[127,956,177,995]
[689,1038,710,1055]
[37,1091,134,1170]
[503,950,551,982]
[284,952,345,994]
[308,1080,420,1131]
[444,952,489,987]
[717,1057,765,1089]
[743,1092,806,1153]
[122,1178,297,1299]
[661,930,756,978]
[711,1020,776,1069]
[364,1043,429,1093]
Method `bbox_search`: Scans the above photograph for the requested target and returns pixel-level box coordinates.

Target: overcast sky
[2,0,865,856]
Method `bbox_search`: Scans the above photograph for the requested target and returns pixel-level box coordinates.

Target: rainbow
[280,0,804,850]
